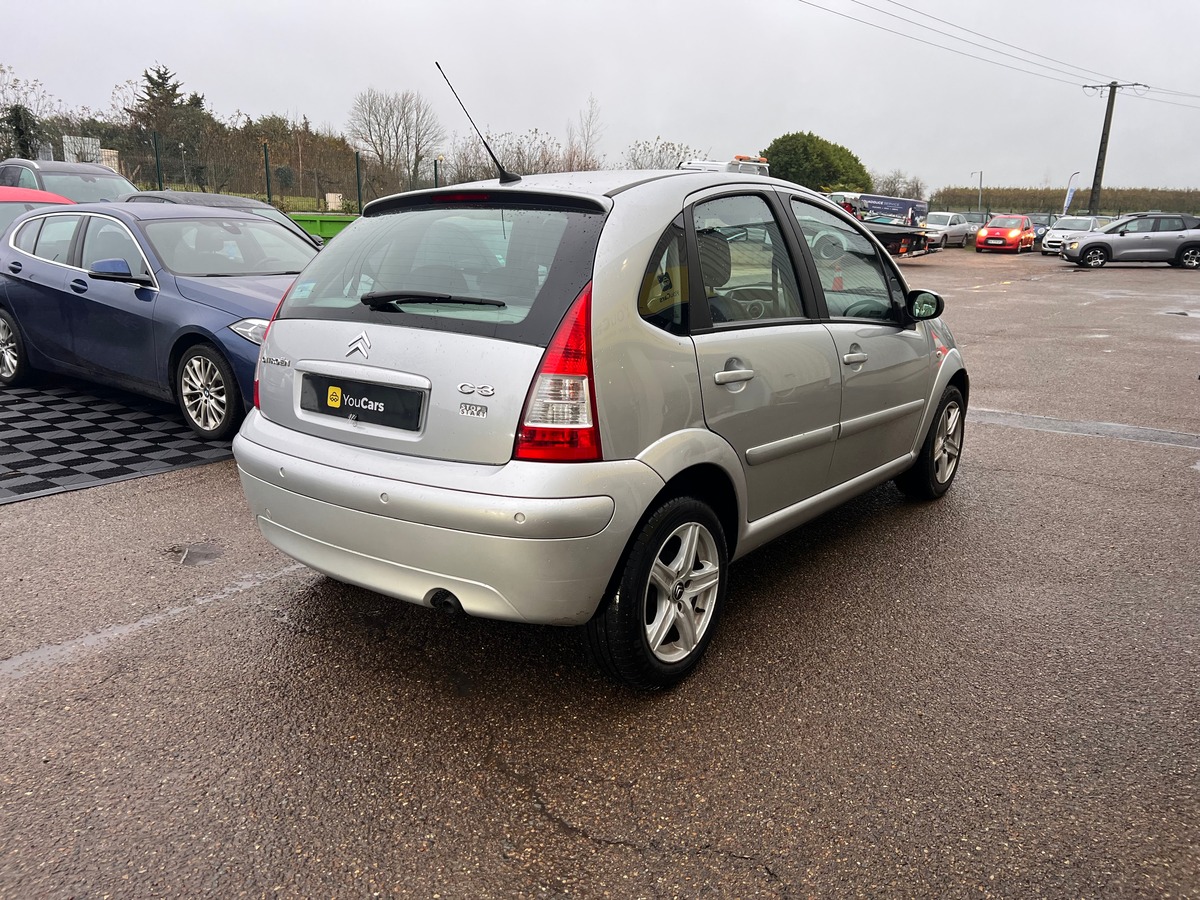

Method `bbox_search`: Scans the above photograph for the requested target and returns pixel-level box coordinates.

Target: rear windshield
[0,201,63,232]
[142,216,317,276]
[41,173,137,202]
[278,201,605,346]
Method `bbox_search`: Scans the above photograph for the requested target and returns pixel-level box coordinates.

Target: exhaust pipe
[429,589,464,615]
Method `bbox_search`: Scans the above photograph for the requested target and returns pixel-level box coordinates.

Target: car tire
[895,385,965,501]
[0,307,33,387]
[1177,246,1200,269]
[939,236,947,250]
[975,247,983,253]
[175,344,243,440]
[1079,246,1108,268]
[586,496,727,690]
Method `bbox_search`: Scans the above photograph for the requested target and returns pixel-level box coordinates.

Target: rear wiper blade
[360,290,506,311]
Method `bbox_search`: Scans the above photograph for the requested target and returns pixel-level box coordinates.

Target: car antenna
[435,61,521,185]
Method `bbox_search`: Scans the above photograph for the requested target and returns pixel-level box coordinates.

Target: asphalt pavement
[0,246,1197,898]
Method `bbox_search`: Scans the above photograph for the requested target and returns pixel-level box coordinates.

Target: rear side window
[13,218,43,254]
[639,218,689,335]
[280,200,605,347]
[32,214,81,264]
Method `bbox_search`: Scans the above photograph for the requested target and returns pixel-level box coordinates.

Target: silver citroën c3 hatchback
[233,169,968,689]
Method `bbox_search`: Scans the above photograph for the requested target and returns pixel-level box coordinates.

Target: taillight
[254,293,288,410]
[513,283,601,462]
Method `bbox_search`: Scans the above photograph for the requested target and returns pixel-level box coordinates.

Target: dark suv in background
[0,158,137,202]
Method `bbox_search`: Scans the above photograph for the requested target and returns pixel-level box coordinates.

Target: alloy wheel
[933,401,963,484]
[180,354,229,432]
[0,318,16,380]
[643,521,721,664]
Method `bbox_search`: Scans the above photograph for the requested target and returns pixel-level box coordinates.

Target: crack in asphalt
[0,563,307,682]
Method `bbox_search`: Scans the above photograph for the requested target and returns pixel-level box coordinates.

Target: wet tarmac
[0,247,1197,897]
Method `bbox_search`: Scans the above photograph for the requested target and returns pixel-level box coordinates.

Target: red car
[975,214,1036,253]
[0,186,74,233]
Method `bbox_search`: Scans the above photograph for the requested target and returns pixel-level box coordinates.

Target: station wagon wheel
[0,308,32,387]
[1079,246,1108,268]
[895,385,965,501]
[1178,246,1200,269]
[176,344,242,440]
[586,497,728,690]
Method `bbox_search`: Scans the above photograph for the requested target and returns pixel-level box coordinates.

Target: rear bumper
[233,414,665,624]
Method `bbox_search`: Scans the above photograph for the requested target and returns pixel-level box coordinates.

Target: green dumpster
[288,213,359,243]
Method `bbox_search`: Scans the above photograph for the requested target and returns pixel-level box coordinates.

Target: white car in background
[923,212,975,248]
[1040,215,1110,255]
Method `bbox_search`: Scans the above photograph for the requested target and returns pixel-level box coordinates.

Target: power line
[870,0,1123,83]
[792,0,1084,87]
[845,0,1122,84]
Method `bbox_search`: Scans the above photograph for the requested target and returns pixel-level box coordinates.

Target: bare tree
[623,137,704,169]
[346,88,445,192]
[563,95,604,171]
[871,168,927,199]
[0,63,61,118]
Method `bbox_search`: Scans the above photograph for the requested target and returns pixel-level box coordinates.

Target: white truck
[678,155,770,176]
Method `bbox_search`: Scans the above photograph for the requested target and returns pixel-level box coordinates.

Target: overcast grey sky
[6,0,1199,192]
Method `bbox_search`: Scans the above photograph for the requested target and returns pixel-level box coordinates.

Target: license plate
[986,238,1004,245]
[300,374,423,430]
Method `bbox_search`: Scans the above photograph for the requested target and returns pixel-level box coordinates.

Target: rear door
[1145,216,1189,260]
[688,191,842,522]
[785,196,933,484]
[0,212,79,366]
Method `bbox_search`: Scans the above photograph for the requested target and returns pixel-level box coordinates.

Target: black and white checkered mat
[0,379,232,504]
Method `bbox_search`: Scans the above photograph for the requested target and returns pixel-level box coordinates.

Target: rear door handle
[842,352,868,365]
[715,368,755,384]
[70,279,89,294]
[7,261,21,274]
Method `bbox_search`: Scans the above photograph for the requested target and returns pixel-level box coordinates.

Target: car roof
[119,190,273,209]
[61,202,272,224]
[0,157,121,175]
[364,169,826,216]
[0,185,74,204]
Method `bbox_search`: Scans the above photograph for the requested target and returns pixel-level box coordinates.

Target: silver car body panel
[235,411,668,624]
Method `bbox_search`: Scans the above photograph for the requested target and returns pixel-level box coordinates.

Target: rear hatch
[255,191,606,466]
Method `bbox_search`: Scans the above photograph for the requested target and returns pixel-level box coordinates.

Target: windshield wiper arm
[360,290,506,311]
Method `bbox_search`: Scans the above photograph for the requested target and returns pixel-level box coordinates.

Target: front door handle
[715,368,755,384]
[842,352,868,365]
[70,279,89,294]
[7,261,21,274]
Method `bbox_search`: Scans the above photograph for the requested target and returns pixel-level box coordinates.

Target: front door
[786,197,933,483]
[64,214,159,389]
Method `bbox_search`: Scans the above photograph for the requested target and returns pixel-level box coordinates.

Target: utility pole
[1083,81,1144,215]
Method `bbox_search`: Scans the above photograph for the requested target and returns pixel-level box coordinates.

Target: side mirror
[906,289,944,320]
[88,258,153,286]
